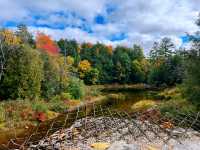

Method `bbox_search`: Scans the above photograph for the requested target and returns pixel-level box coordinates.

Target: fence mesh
[1,103,200,150]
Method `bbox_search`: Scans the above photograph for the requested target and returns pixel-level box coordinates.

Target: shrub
[60,92,72,100]
[32,101,48,113]
[51,95,61,101]
[49,97,67,112]
[49,100,67,112]
[48,94,69,112]
[67,77,85,99]
[131,100,156,112]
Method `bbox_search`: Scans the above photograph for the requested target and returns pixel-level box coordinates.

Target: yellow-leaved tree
[78,60,91,78]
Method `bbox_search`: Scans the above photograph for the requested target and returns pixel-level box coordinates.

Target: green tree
[183,15,200,104]
[113,46,132,83]
[130,59,147,83]
[92,43,114,83]
[159,37,174,58]
[130,44,144,60]
[0,45,43,99]
[67,77,85,99]
[57,39,80,65]
[40,54,62,99]
[15,24,35,47]
[84,68,99,85]
[150,38,174,62]
[148,37,183,86]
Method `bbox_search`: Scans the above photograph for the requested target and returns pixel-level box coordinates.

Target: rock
[121,127,129,135]
[171,128,185,136]
[90,142,110,150]
[173,140,200,150]
[108,141,140,150]
[30,116,200,150]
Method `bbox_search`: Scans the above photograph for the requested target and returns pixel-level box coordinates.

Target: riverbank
[0,85,199,149]
[0,84,154,131]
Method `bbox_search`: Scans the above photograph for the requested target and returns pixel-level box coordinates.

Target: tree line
[0,14,200,106]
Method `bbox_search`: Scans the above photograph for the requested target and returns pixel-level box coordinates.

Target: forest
[0,14,199,132]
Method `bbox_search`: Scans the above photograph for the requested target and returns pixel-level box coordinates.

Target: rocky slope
[28,116,200,150]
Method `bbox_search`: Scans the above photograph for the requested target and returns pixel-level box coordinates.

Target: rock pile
[28,117,200,150]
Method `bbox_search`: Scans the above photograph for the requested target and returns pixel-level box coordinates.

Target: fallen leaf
[146,145,159,150]
[161,121,174,129]
[91,142,110,150]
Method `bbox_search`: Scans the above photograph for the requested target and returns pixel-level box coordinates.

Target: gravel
[28,117,200,150]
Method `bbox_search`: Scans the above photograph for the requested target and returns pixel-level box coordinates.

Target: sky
[0,0,199,54]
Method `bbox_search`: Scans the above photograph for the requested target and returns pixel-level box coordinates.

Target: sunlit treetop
[106,45,113,55]
[0,29,21,46]
[85,42,93,49]
[36,32,59,55]
[78,60,91,72]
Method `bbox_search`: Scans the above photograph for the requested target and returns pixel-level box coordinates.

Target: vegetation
[0,14,200,130]
[157,87,199,116]
[66,77,85,99]
[182,16,200,106]
[131,100,156,112]
[148,37,184,86]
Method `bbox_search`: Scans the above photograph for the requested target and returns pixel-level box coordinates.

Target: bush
[51,95,61,101]
[60,92,72,100]
[131,100,156,112]
[49,100,67,112]
[67,77,85,99]
[49,95,67,112]
[32,101,48,113]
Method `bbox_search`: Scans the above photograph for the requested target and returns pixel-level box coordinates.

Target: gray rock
[108,141,140,150]
[173,140,200,150]
[30,117,200,150]
[171,128,186,136]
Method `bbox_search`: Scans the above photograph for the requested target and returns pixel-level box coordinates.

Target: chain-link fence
[0,103,200,150]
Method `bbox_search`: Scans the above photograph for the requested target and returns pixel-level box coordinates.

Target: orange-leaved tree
[36,32,59,55]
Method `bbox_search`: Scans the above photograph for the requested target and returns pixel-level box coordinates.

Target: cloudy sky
[0,0,199,54]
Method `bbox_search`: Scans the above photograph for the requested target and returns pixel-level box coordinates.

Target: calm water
[102,89,158,112]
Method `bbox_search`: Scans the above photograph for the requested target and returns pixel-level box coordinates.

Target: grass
[156,87,198,116]
[131,100,157,112]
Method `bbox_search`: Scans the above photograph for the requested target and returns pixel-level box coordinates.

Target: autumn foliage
[85,42,93,48]
[36,32,59,55]
[0,29,21,46]
[78,60,91,72]
[107,45,113,55]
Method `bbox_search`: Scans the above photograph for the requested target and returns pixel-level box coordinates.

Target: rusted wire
[1,104,200,150]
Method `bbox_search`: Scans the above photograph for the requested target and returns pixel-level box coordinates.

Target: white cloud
[0,0,199,54]
[29,26,99,43]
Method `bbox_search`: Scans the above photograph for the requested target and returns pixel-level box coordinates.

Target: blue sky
[0,0,199,54]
